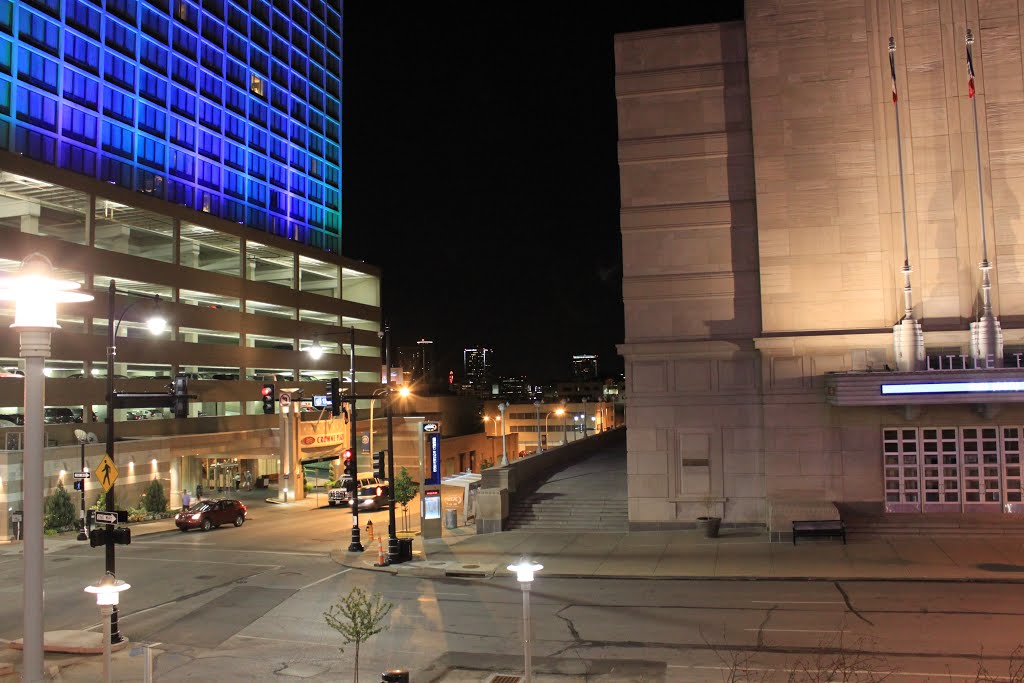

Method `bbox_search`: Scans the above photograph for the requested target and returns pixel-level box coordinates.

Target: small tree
[480,457,494,470]
[90,490,106,511]
[44,481,76,531]
[143,478,167,513]
[392,467,417,532]
[323,586,393,683]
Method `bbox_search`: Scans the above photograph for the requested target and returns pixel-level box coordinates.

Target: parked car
[0,368,24,378]
[43,408,82,424]
[0,414,24,425]
[327,477,389,510]
[175,499,247,532]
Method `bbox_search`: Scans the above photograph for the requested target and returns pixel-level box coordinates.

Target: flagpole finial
[967,28,974,45]
[889,36,895,53]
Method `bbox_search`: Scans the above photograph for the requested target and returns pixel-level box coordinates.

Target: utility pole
[103,282,123,644]
[533,401,542,453]
[347,326,363,552]
[384,324,398,563]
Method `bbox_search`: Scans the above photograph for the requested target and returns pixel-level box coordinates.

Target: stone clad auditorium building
[616,1,1024,530]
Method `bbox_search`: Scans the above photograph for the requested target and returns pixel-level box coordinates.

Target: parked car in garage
[175,499,247,532]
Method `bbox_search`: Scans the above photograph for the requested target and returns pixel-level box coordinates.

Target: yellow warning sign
[96,454,118,492]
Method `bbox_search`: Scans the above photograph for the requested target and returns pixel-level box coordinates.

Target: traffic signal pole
[104,282,123,644]
[384,323,399,563]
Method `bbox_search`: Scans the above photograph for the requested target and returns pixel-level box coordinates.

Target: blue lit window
[105,18,137,58]
[268,135,286,162]
[247,178,266,205]
[102,86,134,123]
[172,26,198,59]
[289,121,305,147]
[308,203,322,229]
[197,158,220,189]
[325,141,338,164]
[106,0,137,23]
[289,196,305,221]
[60,104,97,143]
[223,169,243,198]
[290,99,305,122]
[226,29,245,60]
[66,0,101,38]
[308,110,323,133]
[201,15,222,45]
[249,47,268,76]
[309,62,324,88]
[139,70,168,105]
[290,73,306,99]
[308,132,322,156]
[16,86,57,129]
[0,39,9,75]
[200,45,222,75]
[269,110,286,136]
[224,112,244,141]
[25,0,60,17]
[224,199,244,223]
[270,85,288,113]
[271,9,287,38]
[101,156,133,187]
[199,71,221,102]
[167,179,194,205]
[171,86,196,117]
[103,52,135,89]
[197,129,220,159]
[225,86,245,115]
[169,149,195,179]
[226,5,245,34]
[271,59,287,87]
[170,117,195,149]
[324,164,338,187]
[268,188,284,212]
[171,56,197,87]
[247,151,266,178]
[15,126,56,162]
[60,141,97,175]
[64,33,100,74]
[308,180,322,204]
[309,40,324,66]
[325,95,339,120]
[308,158,322,181]
[138,102,166,136]
[247,206,266,229]
[249,100,267,126]
[251,0,269,26]
[0,2,12,32]
[101,120,133,158]
[136,169,165,197]
[0,80,12,114]
[271,35,287,63]
[290,171,305,196]
[248,126,267,153]
[251,22,268,49]
[226,59,246,88]
[17,48,58,93]
[202,0,224,19]
[224,141,244,170]
[141,38,169,74]
[198,99,221,130]
[268,162,286,189]
[138,135,166,170]
[290,29,307,54]
[324,186,338,211]
[64,69,99,108]
[325,119,338,142]
[19,9,59,55]
[141,6,169,41]
[289,145,303,170]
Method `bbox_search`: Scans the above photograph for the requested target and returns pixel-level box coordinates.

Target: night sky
[342,3,745,384]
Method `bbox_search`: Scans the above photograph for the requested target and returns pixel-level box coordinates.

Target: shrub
[44,481,77,531]
[143,478,167,513]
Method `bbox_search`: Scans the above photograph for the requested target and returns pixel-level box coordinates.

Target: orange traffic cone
[375,534,387,567]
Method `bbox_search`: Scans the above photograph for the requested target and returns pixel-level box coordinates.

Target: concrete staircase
[508,493,628,532]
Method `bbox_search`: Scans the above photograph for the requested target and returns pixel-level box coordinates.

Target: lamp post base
[347,526,363,553]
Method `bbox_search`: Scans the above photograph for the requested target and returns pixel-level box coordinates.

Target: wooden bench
[792,519,846,545]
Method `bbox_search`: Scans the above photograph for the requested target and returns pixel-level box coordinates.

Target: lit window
[250,74,264,97]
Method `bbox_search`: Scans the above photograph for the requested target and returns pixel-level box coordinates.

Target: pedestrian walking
[234,473,241,491]
[182,489,191,510]
[196,483,203,500]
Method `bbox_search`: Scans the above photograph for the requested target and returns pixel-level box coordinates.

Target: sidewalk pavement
[339,525,1024,583]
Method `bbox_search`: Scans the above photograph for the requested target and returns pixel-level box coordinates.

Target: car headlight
[191,513,202,520]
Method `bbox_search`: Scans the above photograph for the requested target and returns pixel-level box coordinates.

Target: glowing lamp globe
[0,254,93,329]
[507,559,543,583]
[84,573,130,607]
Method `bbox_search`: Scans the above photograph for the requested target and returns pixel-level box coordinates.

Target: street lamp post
[0,254,93,683]
[74,430,89,541]
[84,573,130,683]
[498,402,509,466]
[104,281,165,645]
[533,401,541,453]
[507,558,543,683]
[544,408,564,450]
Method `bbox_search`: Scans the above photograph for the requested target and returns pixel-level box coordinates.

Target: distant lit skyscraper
[397,338,434,387]
[572,354,598,380]
[464,346,493,386]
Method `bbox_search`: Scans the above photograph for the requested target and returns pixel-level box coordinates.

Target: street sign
[279,393,292,408]
[94,511,118,524]
[312,394,330,409]
[96,454,118,492]
[73,471,90,479]
[11,513,21,523]
[423,422,439,433]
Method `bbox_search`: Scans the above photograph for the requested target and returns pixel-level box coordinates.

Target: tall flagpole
[889,37,924,371]
[966,28,1002,365]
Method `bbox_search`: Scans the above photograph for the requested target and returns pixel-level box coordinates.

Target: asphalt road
[2,507,1024,681]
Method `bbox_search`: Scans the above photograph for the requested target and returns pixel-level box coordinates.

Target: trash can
[444,508,458,529]
[381,670,409,683]
[396,537,413,563]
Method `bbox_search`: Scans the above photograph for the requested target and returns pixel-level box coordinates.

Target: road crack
[555,605,582,642]
[834,581,874,626]
[755,605,775,648]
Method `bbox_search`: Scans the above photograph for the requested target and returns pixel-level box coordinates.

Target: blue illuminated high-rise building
[0,0,342,251]
[0,0,382,527]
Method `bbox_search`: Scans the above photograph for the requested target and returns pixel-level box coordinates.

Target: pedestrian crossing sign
[97,454,118,492]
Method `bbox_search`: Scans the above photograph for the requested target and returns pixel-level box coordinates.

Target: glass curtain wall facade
[0,0,342,252]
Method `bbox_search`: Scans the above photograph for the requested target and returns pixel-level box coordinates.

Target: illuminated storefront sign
[882,380,1024,395]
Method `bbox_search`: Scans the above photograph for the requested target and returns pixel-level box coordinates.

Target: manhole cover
[486,675,522,683]
[978,563,1024,572]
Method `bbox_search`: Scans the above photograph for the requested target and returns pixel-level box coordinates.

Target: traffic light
[73,480,83,491]
[89,527,106,548]
[342,448,355,481]
[89,526,131,547]
[328,378,341,417]
[372,450,386,480]
[261,383,275,414]
[112,527,131,545]
[173,374,189,418]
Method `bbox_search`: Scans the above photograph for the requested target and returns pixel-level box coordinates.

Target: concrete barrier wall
[476,427,626,533]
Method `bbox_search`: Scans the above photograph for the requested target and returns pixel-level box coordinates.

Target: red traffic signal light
[261,386,273,397]
[343,448,355,479]
[262,383,275,414]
